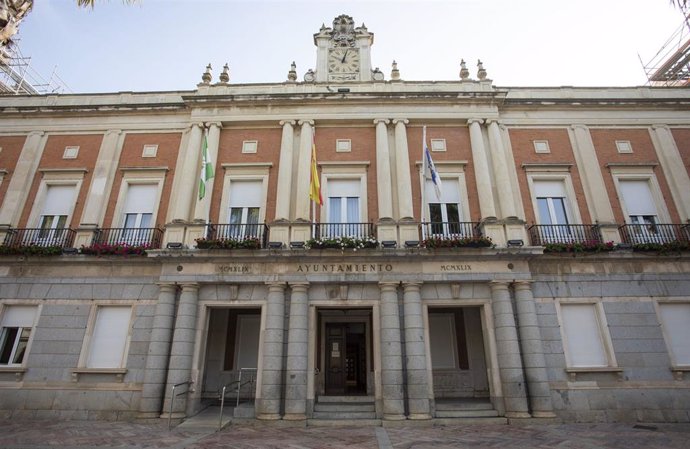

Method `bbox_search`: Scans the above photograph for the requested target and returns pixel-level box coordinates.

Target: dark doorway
[325,322,367,395]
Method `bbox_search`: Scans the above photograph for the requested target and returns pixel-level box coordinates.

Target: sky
[12,0,688,93]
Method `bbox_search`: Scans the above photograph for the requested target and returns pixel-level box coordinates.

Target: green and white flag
[198,134,214,200]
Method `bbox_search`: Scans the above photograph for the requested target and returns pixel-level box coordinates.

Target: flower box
[195,237,262,250]
[542,241,614,253]
[421,236,493,249]
[81,243,151,256]
[306,236,379,250]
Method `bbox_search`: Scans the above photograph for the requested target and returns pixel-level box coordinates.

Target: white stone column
[468,119,496,219]
[256,282,286,420]
[162,283,199,418]
[275,120,296,221]
[513,281,555,418]
[393,119,414,220]
[568,125,619,241]
[294,120,314,222]
[139,283,177,418]
[169,123,203,223]
[0,131,47,227]
[193,122,221,222]
[650,125,690,222]
[487,120,517,219]
[375,119,394,220]
[379,282,405,420]
[284,282,309,420]
[490,281,530,418]
[402,282,431,419]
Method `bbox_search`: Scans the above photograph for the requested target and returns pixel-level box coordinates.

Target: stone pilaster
[378,282,406,420]
[402,282,431,419]
[169,123,203,223]
[568,125,619,242]
[275,120,297,222]
[283,282,309,421]
[161,283,199,419]
[467,119,496,219]
[375,119,394,220]
[139,283,177,418]
[0,131,47,227]
[393,119,414,220]
[256,282,286,420]
[650,125,690,222]
[490,281,530,418]
[193,122,222,222]
[513,281,555,418]
[294,120,314,222]
[486,120,517,219]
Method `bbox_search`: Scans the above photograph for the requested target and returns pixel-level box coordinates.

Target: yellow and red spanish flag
[309,133,323,206]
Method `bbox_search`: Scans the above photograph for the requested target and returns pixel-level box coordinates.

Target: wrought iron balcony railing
[3,227,76,248]
[92,227,164,249]
[528,224,602,246]
[420,221,481,240]
[313,222,375,240]
[206,223,269,248]
[619,223,690,245]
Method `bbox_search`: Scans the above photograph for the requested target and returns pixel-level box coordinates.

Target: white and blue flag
[422,126,442,201]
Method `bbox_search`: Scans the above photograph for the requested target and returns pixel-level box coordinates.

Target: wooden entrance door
[325,323,347,394]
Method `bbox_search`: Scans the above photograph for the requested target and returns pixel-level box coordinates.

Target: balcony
[205,223,269,249]
[92,227,164,249]
[528,224,602,246]
[313,222,375,240]
[3,227,76,249]
[619,223,690,245]
[420,221,481,240]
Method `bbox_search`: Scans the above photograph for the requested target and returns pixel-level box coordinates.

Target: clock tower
[313,14,374,82]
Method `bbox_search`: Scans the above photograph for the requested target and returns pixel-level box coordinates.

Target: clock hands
[341,49,349,63]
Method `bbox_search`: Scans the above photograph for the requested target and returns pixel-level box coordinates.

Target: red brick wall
[19,134,102,228]
[590,129,680,223]
[508,128,590,224]
[671,128,690,180]
[0,135,27,207]
[103,133,181,227]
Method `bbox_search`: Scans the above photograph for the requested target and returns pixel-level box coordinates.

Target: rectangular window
[119,184,156,245]
[617,179,667,243]
[242,141,258,154]
[326,179,361,237]
[226,180,262,239]
[85,306,131,369]
[0,306,37,366]
[615,140,633,154]
[37,184,76,242]
[559,303,613,368]
[657,303,690,366]
[533,140,550,154]
[426,178,465,236]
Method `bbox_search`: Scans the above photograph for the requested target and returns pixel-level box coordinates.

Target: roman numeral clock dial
[328,48,360,81]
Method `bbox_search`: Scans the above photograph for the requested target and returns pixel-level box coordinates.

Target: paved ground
[1,418,690,449]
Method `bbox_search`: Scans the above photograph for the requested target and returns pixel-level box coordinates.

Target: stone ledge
[70,368,128,383]
[0,366,27,381]
[566,367,624,381]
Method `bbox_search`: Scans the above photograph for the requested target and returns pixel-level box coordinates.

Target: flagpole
[420,126,427,225]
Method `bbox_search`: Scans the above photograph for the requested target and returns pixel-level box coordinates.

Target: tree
[671,0,689,12]
[76,0,138,7]
[0,0,32,48]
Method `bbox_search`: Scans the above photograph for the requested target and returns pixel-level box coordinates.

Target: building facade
[1,15,690,424]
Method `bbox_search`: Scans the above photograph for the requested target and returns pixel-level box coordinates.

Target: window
[617,179,669,243]
[0,306,37,366]
[242,141,258,154]
[615,140,633,154]
[532,179,577,243]
[426,178,466,236]
[657,302,690,367]
[226,180,262,239]
[119,184,156,245]
[141,145,158,158]
[533,140,550,154]
[85,306,132,369]
[326,179,361,237]
[37,184,77,244]
[558,302,615,368]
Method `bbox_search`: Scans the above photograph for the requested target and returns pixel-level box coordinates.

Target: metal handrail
[236,368,257,407]
[167,380,193,430]
[217,368,258,432]
[218,380,240,431]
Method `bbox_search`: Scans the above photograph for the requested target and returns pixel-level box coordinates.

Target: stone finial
[459,59,470,80]
[201,63,212,84]
[391,60,400,81]
[219,63,230,83]
[287,61,297,82]
[477,59,487,80]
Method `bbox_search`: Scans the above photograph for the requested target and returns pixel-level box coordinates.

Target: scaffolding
[0,42,70,95]
[643,13,690,87]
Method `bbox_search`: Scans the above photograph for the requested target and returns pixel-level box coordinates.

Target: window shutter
[1,306,37,327]
[42,185,76,216]
[658,303,690,365]
[533,180,566,198]
[618,180,657,217]
[123,184,157,214]
[426,178,459,203]
[86,307,131,369]
[327,179,360,198]
[560,304,609,367]
[229,180,262,208]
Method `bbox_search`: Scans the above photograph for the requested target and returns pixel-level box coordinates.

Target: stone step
[233,402,255,418]
[308,418,382,427]
[314,403,376,413]
[435,400,494,411]
[435,409,499,418]
[434,417,508,426]
[317,395,375,403]
[312,411,377,420]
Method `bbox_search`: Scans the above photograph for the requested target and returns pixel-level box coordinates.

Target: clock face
[328,48,360,76]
